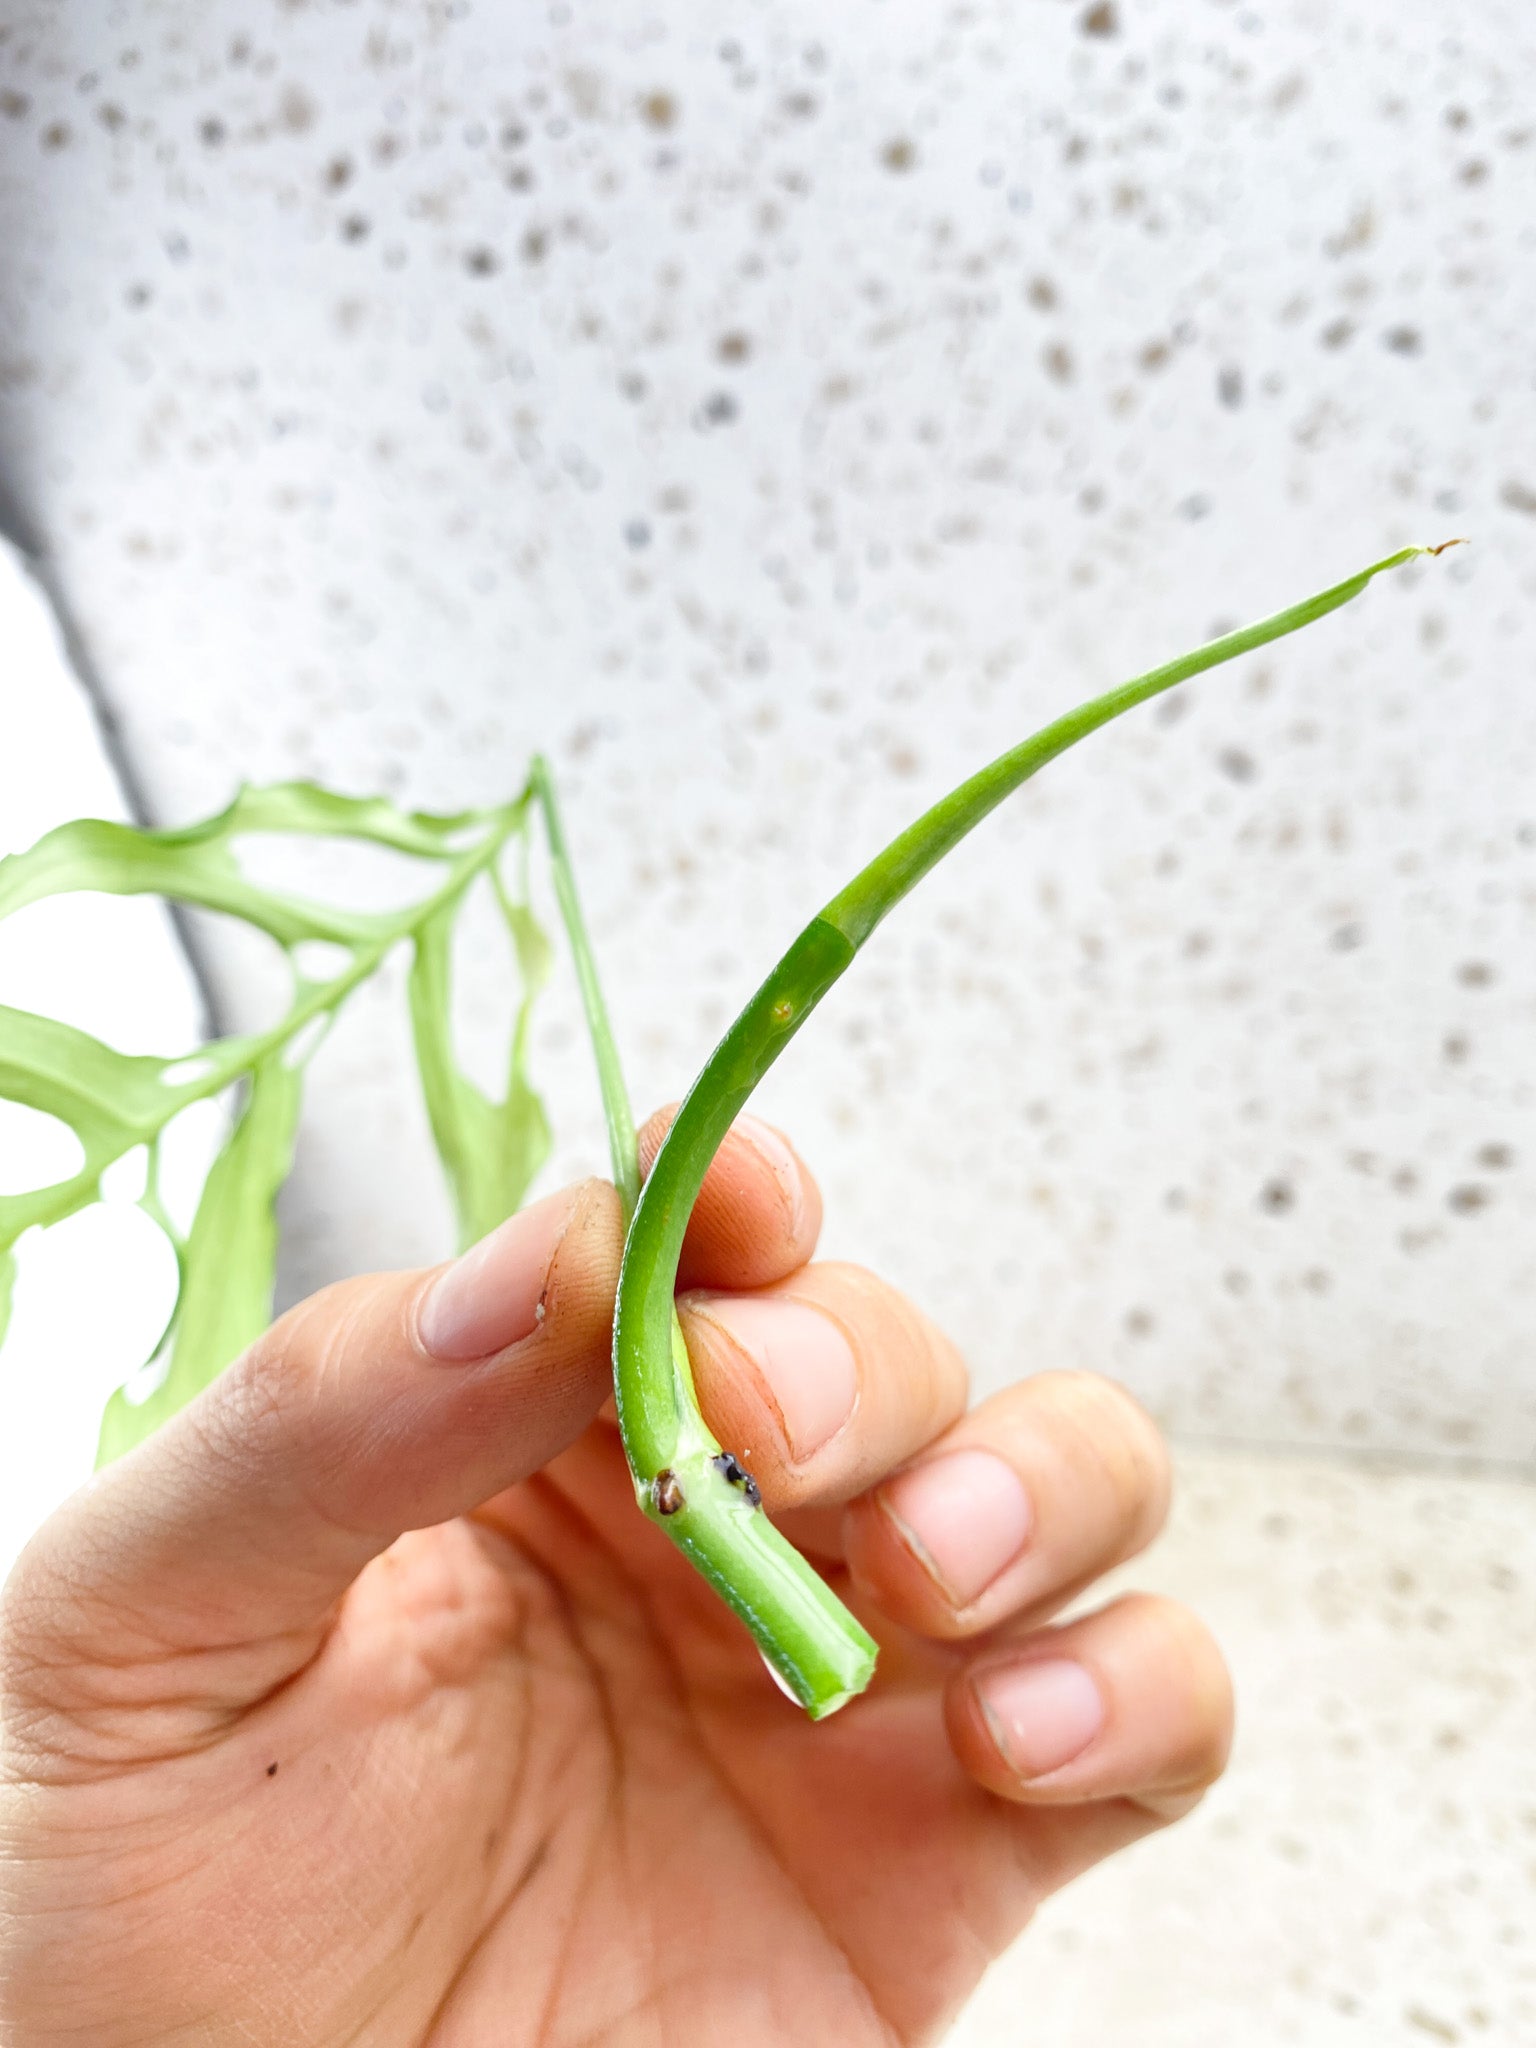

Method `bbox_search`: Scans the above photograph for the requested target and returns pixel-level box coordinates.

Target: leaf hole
[447,873,527,1098]
[0,1102,86,1195]
[290,939,357,985]
[232,833,451,915]
[162,1052,219,1088]
[99,1144,150,1203]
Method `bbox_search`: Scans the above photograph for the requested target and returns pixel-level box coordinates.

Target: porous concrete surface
[949,1447,1536,2048]
[1,0,1535,1468]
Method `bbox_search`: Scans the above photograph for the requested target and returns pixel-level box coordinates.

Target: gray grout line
[0,483,228,1044]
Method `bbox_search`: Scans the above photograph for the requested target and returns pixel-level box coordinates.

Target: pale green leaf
[407,885,553,1252]
[96,1054,302,1464]
[1,779,536,1460]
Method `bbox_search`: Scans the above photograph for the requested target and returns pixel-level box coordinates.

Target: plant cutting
[0,542,1457,1718]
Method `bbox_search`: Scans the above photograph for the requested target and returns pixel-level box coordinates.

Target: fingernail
[878,1449,1032,1608]
[733,1115,805,1238]
[685,1294,858,1463]
[417,1187,580,1362]
[975,1658,1105,1779]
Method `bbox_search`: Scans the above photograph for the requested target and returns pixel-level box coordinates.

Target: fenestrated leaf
[0,1004,210,1243]
[1,777,537,1465]
[95,1054,302,1465]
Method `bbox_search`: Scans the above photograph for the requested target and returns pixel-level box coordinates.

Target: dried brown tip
[1426,537,1469,556]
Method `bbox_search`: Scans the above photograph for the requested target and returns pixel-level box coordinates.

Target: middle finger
[843,1370,1172,1639]
[678,1261,970,1512]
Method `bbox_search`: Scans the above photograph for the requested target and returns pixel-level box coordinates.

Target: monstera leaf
[0,782,552,1465]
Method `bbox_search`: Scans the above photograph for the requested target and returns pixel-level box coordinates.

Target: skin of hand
[0,1111,1231,2048]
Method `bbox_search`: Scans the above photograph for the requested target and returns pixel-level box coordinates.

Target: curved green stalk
[613,542,1458,1718]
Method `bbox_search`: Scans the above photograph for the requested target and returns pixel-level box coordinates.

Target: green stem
[613,542,1455,1719]
[529,756,641,1219]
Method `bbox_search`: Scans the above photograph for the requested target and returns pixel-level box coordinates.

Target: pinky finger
[946,1592,1234,1822]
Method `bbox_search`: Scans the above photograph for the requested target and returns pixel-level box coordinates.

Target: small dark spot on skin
[1320,318,1355,350]
[1501,480,1536,517]
[1125,1307,1154,1338]
[125,282,153,308]
[1217,746,1257,783]
[266,1761,279,1777]
[522,226,549,263]
[1043,341,1074,383]
[464,245,500,276]
[1447,1184,1491,1215]
[1459,158,1488,185]
[325,155,353,189]
[701,390,738,425]
[1383,325,1422,355]
[1027,275,1058,311]
[653,1470,684,1516]
[341,214,370,242]
[1476,1143,1514,1171]
[711,1452,762,1508]
[200,116,226,146]
[41,121,71,150]
[716,330,751,364]
[1218,365,1244,407]
[1081,0,1119,33]
[623,519,651,549]
[1179,494,1212,521]
[1139,339,1170,373]
[640,90,678,130]
[1260,1178,1296,1215]
[1330,921,1365,952]
[1443,1032,1470,1064]
[1457,960,1494,988]
[881,136,917,173]
[98,102,126,131]
[1,90,32,119]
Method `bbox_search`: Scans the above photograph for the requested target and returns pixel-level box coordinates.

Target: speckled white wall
[2,0,1533,1464]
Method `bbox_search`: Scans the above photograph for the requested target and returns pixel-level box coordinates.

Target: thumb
[4,1179,623,1708]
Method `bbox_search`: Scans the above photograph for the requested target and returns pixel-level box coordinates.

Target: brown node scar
[652,1469,685,1516]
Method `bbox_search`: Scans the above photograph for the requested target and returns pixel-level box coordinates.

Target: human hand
[0,1112,1231,2046]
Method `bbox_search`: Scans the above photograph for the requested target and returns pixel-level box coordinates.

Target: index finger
[638,1105,823,1290]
